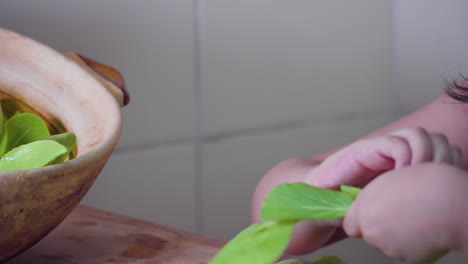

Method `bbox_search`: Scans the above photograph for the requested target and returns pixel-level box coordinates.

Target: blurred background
[1,0,467,263]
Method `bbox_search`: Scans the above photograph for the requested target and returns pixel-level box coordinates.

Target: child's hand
[308,127,462,189]
[271,128,462,255]
[344,163,468,263]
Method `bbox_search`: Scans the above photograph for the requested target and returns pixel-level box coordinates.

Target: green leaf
[0,132,8,158]
[209,183,361,264]
[0,140,67,171]
[0,112,50,157]
[313,256,347,264]
[0,102,7,156]
[42,132,76,152]
[340,185,361,200]
[261,183,354,221]
[0,101,5,136]
[209,221,295,264]
[41,132,76,163]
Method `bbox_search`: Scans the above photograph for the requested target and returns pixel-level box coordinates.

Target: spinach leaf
[0,101,76,170]
[0,100,5,136]
[0,131,7,157]
[209,221,295,264]
[209,184,360,264]
[340,185,361,200]
[0,140,67,171]
[0,112,50,157]
[42,132,77,163]
[261,183,354,221]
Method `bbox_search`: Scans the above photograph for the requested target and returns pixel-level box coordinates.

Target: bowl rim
[0,27,123,176]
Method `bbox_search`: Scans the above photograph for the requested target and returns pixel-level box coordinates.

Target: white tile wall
[81,144,197,232]
[0,0,197,148]
[394,0,468,113]
[201,112,398,240]
[202,0,395,134]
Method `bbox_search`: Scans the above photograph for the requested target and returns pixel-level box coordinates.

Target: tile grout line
[193,0,205,234]
[114,108,399,155]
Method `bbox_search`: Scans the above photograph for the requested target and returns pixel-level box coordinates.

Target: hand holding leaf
[209,184,360,264]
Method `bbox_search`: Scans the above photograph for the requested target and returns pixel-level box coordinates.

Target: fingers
[311,127,463,188]
[452,147,462,167]
[392,128,462,167]
[353,135,411,170]
[309,136,412,188]
[431,133,452,162]
[342,201,360,238]
[390,127,433,166]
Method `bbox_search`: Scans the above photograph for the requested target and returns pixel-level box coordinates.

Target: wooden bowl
[0,27,128,262]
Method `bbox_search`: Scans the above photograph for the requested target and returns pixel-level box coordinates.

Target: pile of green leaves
[0,101,76,171]
[209,184,361,264]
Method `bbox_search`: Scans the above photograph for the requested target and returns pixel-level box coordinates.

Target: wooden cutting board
[7,205,225,264]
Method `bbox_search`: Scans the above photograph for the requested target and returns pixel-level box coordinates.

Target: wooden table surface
[6,205,225,264]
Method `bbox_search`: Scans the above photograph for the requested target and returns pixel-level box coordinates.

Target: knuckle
[384,136,411,155]
[436,154,452,163]
[454,147,463,161]
[384,135,408,147]
[395,127,428,138]
[433,133,449,143]
[409,126,429,137]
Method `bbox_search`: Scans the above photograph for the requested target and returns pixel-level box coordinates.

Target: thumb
[342,200,361,238]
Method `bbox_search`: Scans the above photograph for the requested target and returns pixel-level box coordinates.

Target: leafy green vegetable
[42,132,76,152]
[210,221,295,264]
[209,184,360,264]
[42,132,77,163]
[0,102,6,154]
[0,112,50,156]
[0,100,76,170]
[312,256,347,264]
[261,183,354,221]
[0,131,7,157]
[0,100,5,137]
[340,185,361,200]
[0,140,67,171]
